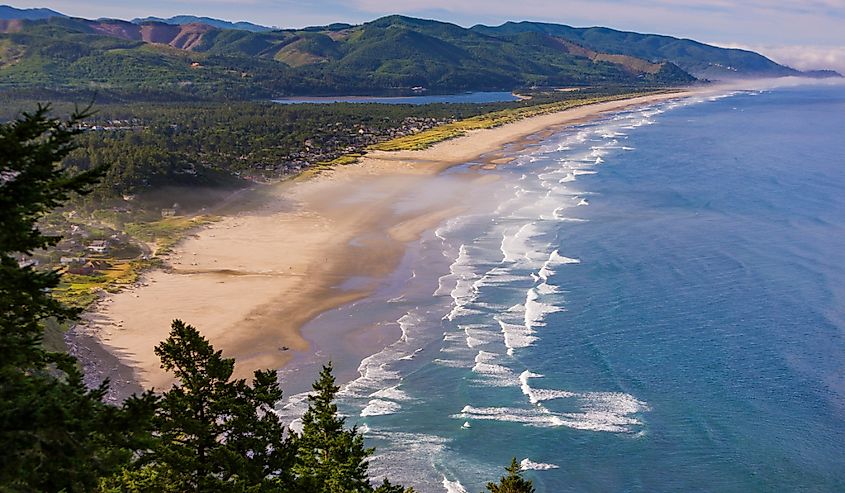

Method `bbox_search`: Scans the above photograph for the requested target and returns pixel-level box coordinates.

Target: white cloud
[717,42,845,74]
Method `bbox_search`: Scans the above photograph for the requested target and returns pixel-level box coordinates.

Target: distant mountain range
[131,15,273,33]
[0,6,839,100]
[472,21,799,80]
[0,5,271,31]
[0,4,64,20]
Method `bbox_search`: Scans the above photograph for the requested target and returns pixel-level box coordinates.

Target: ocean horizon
[277,81,845,492]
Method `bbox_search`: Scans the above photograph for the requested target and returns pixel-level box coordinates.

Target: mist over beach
[3,1,845,491]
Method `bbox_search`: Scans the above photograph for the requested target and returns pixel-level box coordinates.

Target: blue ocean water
[280,83,845,492]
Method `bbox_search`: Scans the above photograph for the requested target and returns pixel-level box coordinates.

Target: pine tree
[0,104,101,370]
[292,362,373,493]
[485,458,535,493]
[122,319,293,491]
[0,105,157,491]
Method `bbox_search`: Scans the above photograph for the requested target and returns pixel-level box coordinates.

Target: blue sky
[9,0,845,71]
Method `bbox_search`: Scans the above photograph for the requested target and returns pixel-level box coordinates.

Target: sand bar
[76,89,700,393]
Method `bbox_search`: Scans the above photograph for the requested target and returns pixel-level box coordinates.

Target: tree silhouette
[0,105,156,491]
[485,458,535,493]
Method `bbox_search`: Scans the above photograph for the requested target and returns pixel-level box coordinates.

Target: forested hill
[0,13,815,100]
[0,4,65,20]
[472,21,799,79]
[131,15,274,33]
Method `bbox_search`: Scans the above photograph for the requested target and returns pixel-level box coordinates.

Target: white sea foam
[370,385,410,401]
[398,347,424,360]
[500,223,546,263]
[498,318,538,355]
[524,287,562,331]
[453,405,564,427]
[465,336,485,348]
[434,214,473,241]
[367,431,452,490]
[553,207,588,222]
[464,324,499,348]
[361,399,402,417]
[473,350,510,372]
[455,395,648,432]
[343,355,400,397]
[520,458,560,471]
[288,417,304,435]
[433,358,472,368]
[445,305,484,321]
[519,370,574,404]
[397,312,420,343]
[536,282,559,295]
[473,267,524,287]
[442,477,469,493]
[538,249,581,281]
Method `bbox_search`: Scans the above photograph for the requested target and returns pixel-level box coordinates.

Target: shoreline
[73,88,701,398]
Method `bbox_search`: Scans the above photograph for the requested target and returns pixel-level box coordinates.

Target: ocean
[279,81,845,492]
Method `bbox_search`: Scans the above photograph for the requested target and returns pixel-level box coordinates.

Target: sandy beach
[75,89,698,393]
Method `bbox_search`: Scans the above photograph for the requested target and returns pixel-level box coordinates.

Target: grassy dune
[369,91,668,152]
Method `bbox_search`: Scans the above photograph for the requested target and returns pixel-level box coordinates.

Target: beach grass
[289,91,673,176]
[369,91,668,152]
[53,258,162,309]
[52,216,215,310]
[124,215,219,254]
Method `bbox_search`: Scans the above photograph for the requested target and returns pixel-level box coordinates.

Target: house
[87,240,109,254]
[60,256,86,265]
[66,262,95,276]
[17,258,39,268]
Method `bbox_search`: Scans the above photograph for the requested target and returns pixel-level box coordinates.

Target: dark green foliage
[0,106,157,492]
[472,21,799,79]
[0,86,641,197]
[485,458,535,493]
[116,319,293,491]
[0,105,532,492]
[292,362,373,492]
[0,104,101,367]
[106,327,413,493]
[0,15,705,100]
[374,478,415,493]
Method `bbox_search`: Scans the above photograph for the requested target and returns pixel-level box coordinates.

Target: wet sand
[75,90,698,395]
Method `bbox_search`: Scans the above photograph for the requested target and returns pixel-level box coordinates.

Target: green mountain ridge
[0,4,66,21]
[471,21,800,79]
[0,13,825,100]
[131,15,274,33]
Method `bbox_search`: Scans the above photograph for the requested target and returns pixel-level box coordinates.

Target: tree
[0,104,101,370]
[114,319,293,491]
[485,458,535,493]
[292,362,373,493]
[0,105,157,491]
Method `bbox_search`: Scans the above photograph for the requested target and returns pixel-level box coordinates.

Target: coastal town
[79,114,453,180]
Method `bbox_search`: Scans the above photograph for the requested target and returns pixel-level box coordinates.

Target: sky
[8,0,845,72]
